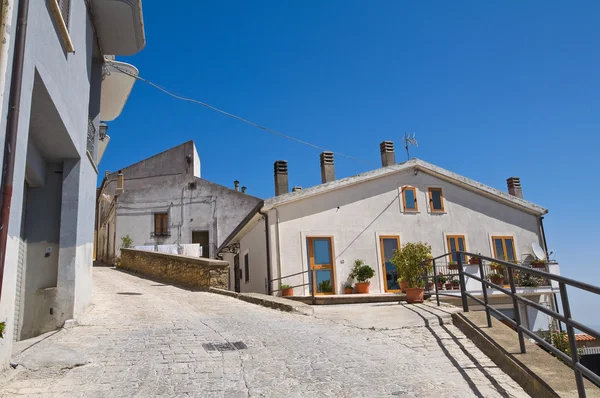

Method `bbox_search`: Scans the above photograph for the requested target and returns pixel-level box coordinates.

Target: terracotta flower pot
[437,282,444,290]
[448,263,458,270]
[399,280,409,292]
[531,263,546,269]
[355,282,370,294]
[281,288,294,297]
[405,287,425,304]
[344,287,353,294]
[445,283,453,290]
[452,283,460,290]
[490,276,504,285]
[469,258,480,265]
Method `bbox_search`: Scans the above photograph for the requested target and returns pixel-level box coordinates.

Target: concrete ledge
[452,311,600,398]
[209,288,314,316]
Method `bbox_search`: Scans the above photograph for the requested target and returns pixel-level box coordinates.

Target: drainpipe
[259,208,272,295]
[0,0,30,301]
[539,216,549,261]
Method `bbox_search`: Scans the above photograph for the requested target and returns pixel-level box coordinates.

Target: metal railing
[268,269,316,304]
[423,251,600,397]
[87,118,96,159]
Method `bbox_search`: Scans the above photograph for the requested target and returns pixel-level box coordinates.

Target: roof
[217,158,548,253]
[576,334,597,342]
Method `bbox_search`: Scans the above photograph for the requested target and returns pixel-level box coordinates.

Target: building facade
[0,0,145,368]
[95,141,262,264]
[218,141,559,332]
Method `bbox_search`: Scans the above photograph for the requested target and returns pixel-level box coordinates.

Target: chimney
[116,170,124,195]
[104,170,110,178]
[292,186,302,192]
[319,151,335,183]
[241,186,247,194]
[234,180,240,191]
[274,160,289,196]
[380,141,396,167]
[506,177,523,198]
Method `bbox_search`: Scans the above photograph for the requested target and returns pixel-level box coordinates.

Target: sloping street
[0,268,527,397]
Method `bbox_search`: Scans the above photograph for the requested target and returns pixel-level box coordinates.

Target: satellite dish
[531,242,546,261]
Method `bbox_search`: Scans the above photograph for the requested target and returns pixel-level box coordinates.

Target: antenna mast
[403,132,418,160]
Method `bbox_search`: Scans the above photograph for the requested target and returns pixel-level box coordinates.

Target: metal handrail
[424,251,600,397]
[267,269,316,304]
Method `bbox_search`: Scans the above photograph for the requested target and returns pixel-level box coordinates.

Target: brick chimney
[320,152,335,183]
[116,170,124,195]
[241,186,247,194]
[234,180,240,191]
[274,160,289,196]
[380,141,395,167]
[506,177,523,198]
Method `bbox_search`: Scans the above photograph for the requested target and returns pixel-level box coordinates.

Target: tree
[391,242,432,288]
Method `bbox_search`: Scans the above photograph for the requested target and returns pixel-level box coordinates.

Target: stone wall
[120,249,229,290]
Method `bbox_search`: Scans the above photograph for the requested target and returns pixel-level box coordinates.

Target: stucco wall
[120,248,229,290]
[239,217,268,294]
[112,174,261,261]
[263,169,542,296]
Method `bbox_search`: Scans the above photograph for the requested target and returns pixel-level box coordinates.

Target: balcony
[88,0,146,56]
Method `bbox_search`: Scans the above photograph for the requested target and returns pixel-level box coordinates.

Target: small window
[402,187,418,212]
[492,236,516,262]
[428,188,445,212]
[447,235,467,263]
[58,0,71,30]
[244,253,250,283]
[154,213,169,236]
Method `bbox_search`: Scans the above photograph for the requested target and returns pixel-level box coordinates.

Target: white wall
[269,169,542,296]
[239,217,268,294]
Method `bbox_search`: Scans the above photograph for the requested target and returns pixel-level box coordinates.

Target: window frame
[491,236,517,262]
[401,186,419,212]
[446,235,467,264]
[244,253,250,283]
[153,212,170,237]
[379,235,401,292]
[428,187,445,212]
[48,0,75,52]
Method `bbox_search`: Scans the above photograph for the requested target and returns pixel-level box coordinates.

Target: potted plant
[451,278,460,290]
[317,280,333,293]
[488,272,504,285]
[448,261,458,270]
[281,284,293,297]
[349,259,375,294]
[517,271,543,287]
[490,262,506,272]
[399,279,409,292]
[344,283,354,294]
[445,279,453,290]
[469,256,481,265]
[530,259,546,269]
[391,242,432,303]
[436,274,447,290]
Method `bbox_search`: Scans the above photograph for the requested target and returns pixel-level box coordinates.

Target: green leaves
[0,321,5,339]
[391,242,432,288]
[349,259,375,283]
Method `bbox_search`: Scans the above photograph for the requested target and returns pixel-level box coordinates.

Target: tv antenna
[403,132,418,160]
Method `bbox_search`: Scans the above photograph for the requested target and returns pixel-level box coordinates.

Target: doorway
[233,253,240,293]
[306,237,336,295]
[192,231,209,258]
[380,235,400,292]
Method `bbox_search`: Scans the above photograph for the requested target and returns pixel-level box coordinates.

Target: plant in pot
[391,242,432,304]
[344,283,354,294]
[281,284,294,297]
[436,274,447,290]
[448,260,458,270]
[530,259,547,269]
[349,259,375,294]
[317,280,333,293]
[487,272,504,286]
[398,279,409,292]
[490,262,506,273]
[468,255,481,265]
[517,271,543,287]
[451,278,460,290]
[445,278,453,290]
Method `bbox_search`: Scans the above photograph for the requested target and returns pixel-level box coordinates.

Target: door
[307,237,335,295]
[380,236,400,292]
[233,253,240,293]
[192,231,210,258]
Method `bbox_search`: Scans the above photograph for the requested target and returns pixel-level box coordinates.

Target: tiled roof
[576,334,596,342]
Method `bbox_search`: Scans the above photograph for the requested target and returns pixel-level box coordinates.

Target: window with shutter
[154,213,169,236]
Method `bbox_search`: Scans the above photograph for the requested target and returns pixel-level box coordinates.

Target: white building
[218,141,559,332]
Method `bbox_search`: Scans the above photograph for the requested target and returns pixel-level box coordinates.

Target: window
[380,236,400,291]
[428,188,444,212]
[244,253,249,283]
[492,236,516,262]
[402,187,418,212]
[446,235,466,263]
[49,0,74,52]
[58,0,71,29]
[154,213,169,236]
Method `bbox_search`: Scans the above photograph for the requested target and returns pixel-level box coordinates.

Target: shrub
[349,259,375,283]
[121,235,133,249]
[0,321,5,339]
[281,284,292,289]
[391,242,432,288]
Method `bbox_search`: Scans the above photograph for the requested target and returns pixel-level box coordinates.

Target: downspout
[539,215,549,260]
[259,208,272,295]
[0,0,30,300]
[274,207,282,293]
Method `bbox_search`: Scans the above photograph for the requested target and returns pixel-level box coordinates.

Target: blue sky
[103,1,600,328]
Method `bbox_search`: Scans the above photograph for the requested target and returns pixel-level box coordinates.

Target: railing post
[559,282,586,397]
[457,255,468,312]
[311,269,316,305]
[508,267,526,353]
[478,260,492,328]
[433,259,440,307]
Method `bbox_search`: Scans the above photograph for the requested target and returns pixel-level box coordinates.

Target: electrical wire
[105,60,380,166]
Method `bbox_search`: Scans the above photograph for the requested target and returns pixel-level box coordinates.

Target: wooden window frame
[244,253,250,283]
[307,236,336,296]
[446,235,467,263]
[154,213,170,237]
[379,235,401,292]
[491,236,516,262]
[428,187,445,212]
[401,186,418,212]
[48,0,75,52]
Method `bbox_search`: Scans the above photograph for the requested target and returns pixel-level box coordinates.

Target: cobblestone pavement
[0,267,528,397]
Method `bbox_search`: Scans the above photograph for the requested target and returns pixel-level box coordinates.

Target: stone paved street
[0,267,528,397]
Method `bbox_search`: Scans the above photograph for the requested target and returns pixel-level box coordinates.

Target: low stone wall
[120,249,229,290]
